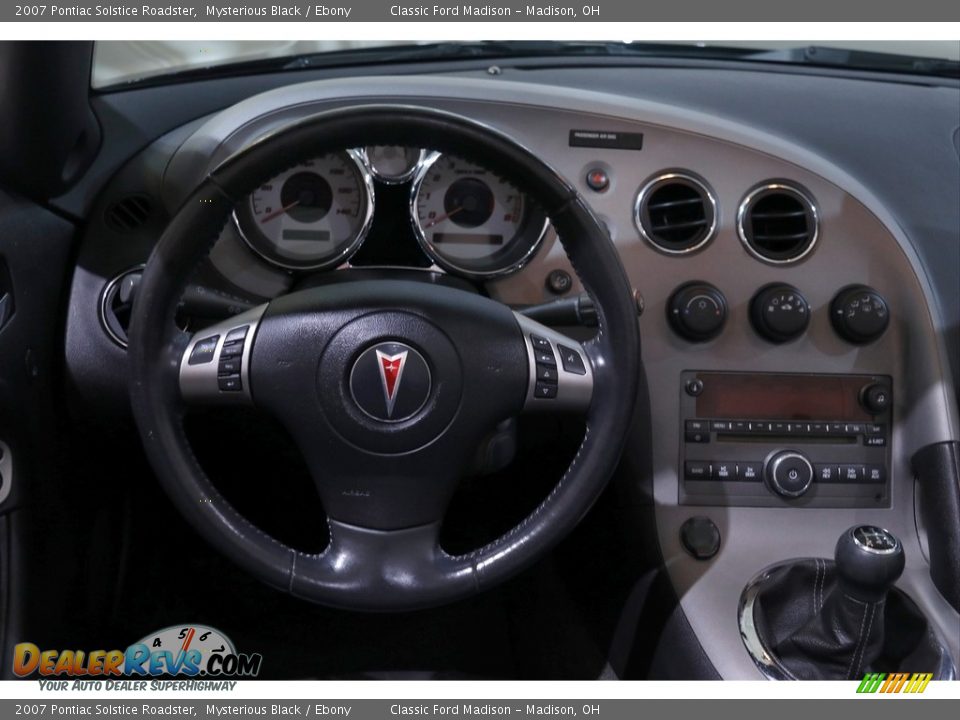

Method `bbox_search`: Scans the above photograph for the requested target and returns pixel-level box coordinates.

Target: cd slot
[716,433,858,444]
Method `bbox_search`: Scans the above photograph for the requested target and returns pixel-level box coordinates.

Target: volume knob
[765,450,814,498]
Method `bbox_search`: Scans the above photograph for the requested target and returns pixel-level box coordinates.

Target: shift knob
[834,525,905,602]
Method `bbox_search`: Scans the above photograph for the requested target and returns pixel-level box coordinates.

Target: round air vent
[738,183,819,264]
[104,194,152,233]
[99,266,144,348]
[634,172,717,254]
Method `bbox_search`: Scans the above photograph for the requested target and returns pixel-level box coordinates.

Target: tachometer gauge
[363,145,425,184]
[410,153,548,279]
[234,150,374,271]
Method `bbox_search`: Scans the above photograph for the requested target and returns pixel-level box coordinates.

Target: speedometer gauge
[234,150,374,271]
[410,153,548,279]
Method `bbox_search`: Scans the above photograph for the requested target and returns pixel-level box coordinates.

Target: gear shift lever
[741,524,951,680]
[835,525,905,603]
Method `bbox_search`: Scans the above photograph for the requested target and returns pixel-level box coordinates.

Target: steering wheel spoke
[178,305,267,405]
[514,312,594,413]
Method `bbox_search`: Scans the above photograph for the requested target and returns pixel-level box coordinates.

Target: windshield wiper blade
[742,45,960,78]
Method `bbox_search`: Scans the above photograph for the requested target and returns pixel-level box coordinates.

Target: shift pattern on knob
[835,524,905,602]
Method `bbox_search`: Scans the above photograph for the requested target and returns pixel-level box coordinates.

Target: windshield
[92,40,960,88]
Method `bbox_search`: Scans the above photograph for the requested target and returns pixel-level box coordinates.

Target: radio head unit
[680,371,891,508]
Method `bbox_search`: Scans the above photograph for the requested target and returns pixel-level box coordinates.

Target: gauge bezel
[360,145,428,185]
[232,149,375,272]
[409,152,549,280]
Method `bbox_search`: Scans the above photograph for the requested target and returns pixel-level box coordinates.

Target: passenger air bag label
[568,129,643,150]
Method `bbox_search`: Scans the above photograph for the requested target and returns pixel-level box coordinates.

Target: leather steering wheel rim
[128,105,640,611]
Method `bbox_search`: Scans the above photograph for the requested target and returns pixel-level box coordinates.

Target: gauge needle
[424,206,463,229]
[260,200,301,223]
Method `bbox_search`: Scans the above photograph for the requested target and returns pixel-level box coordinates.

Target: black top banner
[6,0,960,21]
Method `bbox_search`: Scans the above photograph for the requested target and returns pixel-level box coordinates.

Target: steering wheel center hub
[349,341,432,423]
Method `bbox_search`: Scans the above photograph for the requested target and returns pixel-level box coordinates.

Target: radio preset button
[815,464,839,482]
[840,465,864,482]
[864,465,886,483]
[712,462,737,481]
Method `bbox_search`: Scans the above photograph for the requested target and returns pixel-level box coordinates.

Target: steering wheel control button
[530,334,552,351]
[860,383,891,414]
[349,342,431,423]
[218,375,242,392]
[750,284,810,343]
[534,382,558,399]
[585,168,610,193]
[225,325,249,343]
[831,285,890,344]
[188,335,219,365]
[218,358,241,376]
[680,516,721,560]
[535,349,556,366]
[536,364,558,382]
[668,282,727,342]
[220,341,243,358]
[766,450,814,498]
[558,345,586,375]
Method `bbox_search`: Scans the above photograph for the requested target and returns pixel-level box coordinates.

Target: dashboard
[63,74,959,678]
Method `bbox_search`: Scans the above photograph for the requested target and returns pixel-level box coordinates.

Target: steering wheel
[128,105,640,611]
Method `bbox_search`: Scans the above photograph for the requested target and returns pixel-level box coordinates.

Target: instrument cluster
[229,145,549,282]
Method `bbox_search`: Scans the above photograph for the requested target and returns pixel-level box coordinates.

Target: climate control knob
[765,450,814,498]
[750,284,810,342]
[831,285,889,344]
[667,282,727,342]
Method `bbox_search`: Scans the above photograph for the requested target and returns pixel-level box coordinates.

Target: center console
[680,371,892,508]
